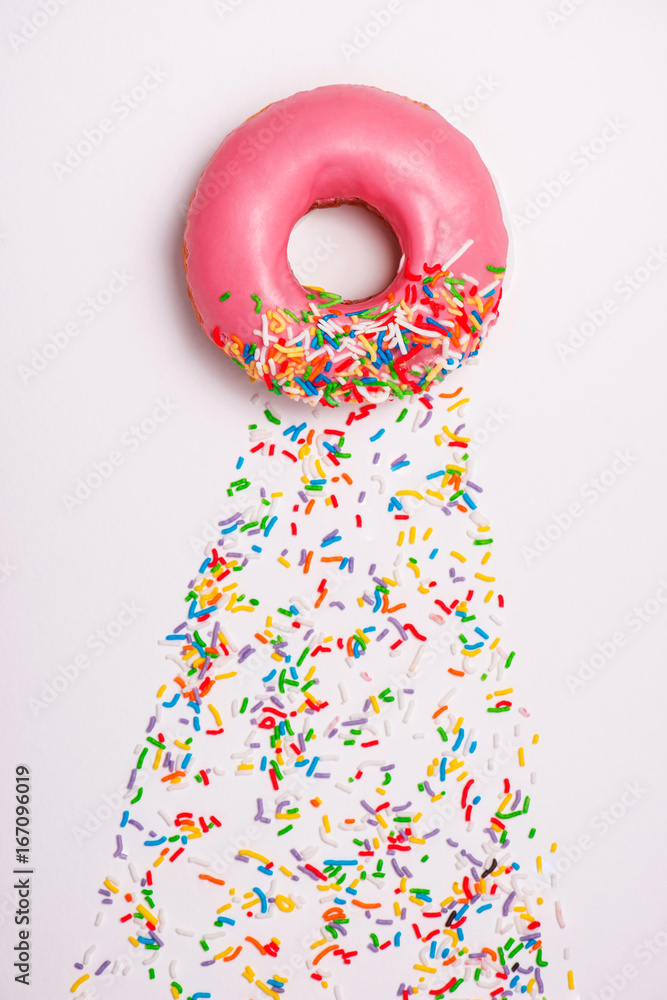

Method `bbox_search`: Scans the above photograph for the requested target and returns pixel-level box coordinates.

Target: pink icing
[183,84,508,401]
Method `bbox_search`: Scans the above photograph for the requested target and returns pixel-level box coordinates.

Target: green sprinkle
[505,651,516,669]
[396,408,408,423]
[277,824,293,836]
[264,408,281,425]
[529,827,536,839]
[240,697,248,714]
[486,264,506,273]
[219,291,231,301]
[251,294,262,313]
[200,939,209,952]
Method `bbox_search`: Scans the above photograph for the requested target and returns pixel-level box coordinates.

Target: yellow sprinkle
[214,671,238,680]
[311,938,327,949]
[153,855,165,867]
[551,842,557,852]
[214,946,233,960]
[536,856,543,873]
[217,903,232,913]
[410,895,425,907]
[103,879,119,894]
[423,527,433,540]
[278,557,291,567]
[409,526,416,544]
[451,551,466,563]
[397,531,405,546]
[242,965,256,982]
[426,489,444,500]
[453,717,463,734]
[568,970,575,990]
[70,974,90,993]
[209,704,222,726]
[370,695,380,714]
[157,684,166,697]
[518,747,525,766]
[396,489,423,499]
[153,748,162,770]
[481,551,492,564]
[128,936,139,947]
[413,963,436,973]
[475,573,495,582]
[533,733,540,744]
[136,903,154,922]
[447,397,469,410]
[238,763,254,770]
[442,425,470,442]
[257,981,279,998]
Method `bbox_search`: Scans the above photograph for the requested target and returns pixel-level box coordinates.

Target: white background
[2,1,667,998]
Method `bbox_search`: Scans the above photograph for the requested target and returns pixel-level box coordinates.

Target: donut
[183,85,508,406]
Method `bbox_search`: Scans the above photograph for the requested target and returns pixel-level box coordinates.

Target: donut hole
[287,200,402,303]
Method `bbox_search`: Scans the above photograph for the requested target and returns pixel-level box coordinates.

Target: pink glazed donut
[183,84,507,406]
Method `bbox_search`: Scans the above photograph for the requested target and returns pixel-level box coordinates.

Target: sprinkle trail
[71,376,568,997]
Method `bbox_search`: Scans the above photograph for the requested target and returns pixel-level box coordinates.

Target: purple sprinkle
[502,890,516,917]
[387,617,408,640]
